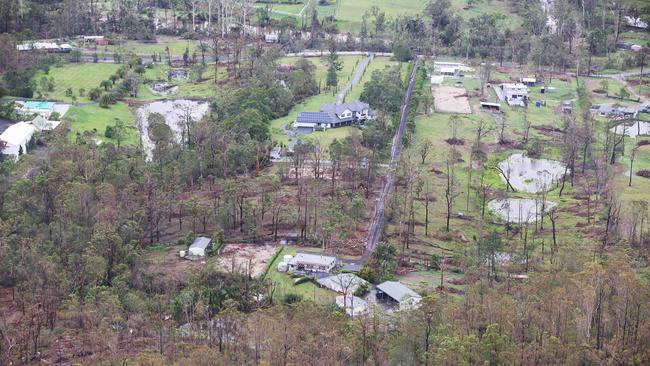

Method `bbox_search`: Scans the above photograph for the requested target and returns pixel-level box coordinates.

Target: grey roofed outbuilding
[317,273,367,294]
[189,236,212,251]
[376,281,421,302]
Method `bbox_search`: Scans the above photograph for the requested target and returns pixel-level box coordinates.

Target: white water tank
[179,250,186,258]
[277,262,288,272]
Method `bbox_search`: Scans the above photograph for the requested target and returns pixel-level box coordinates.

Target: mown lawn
[33,63,121,102]
[65,102,139,146]
[335,0,428,32]
[266,246,336,305]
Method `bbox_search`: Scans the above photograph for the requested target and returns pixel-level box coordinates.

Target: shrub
[358,266,376,283]
[430,253,441,271]
[49,112,61,121]
[353,281,370,297]
[283,293,302,304]
[105,125,115,138]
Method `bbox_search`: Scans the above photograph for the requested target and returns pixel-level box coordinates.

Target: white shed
[188,236,212,257]
[1,122,37,159]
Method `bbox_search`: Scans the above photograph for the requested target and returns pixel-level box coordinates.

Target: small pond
[136,99,209,160]
[610,121,650,138]
[488,198,557,223]
[169,68,189,80]
[149,81,178,96]
[498,153,567,193]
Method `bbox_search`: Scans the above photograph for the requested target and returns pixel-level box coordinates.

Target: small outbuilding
[264,33,279,43]
[522,77,536,86]
[317,273,368,294]
[480,102,501,112]
[188,236,212,257]
[376,281,422,311]
[336,295,369,317]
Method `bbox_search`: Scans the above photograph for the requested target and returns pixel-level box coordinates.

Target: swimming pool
[24,101,55,110]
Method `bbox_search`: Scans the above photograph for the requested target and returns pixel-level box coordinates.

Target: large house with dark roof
[295,101,373,131]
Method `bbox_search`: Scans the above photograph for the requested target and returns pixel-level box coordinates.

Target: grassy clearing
[335,0,427,32]
[450,0,522,27]
[33,63,121,102]
[266,246,336,304]
[100,37,200,56]
[138,63,226,100]
[65,102,139,146]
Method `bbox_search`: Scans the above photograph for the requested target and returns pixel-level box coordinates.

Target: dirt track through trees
[364,59,420,257]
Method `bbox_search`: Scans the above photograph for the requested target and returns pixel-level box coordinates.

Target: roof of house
[440,67,457,73]
[31,115,52,131]
[0,122,36,146]
[522,77,536,83]
[189,236,212,251]
[296,112,335,124]
[320,101,370,115]
[376,281,421,302]
[500,83,528,91]
[335,295,368,316]
[288,253,336,267]
[317,273,367,293]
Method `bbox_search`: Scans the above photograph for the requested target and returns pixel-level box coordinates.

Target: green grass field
[335,0,427,32]
[65,102,139,146]
[98,37,199,56]
[34,63,121,102]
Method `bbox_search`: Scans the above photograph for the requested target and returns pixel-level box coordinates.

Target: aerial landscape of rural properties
[1,0,650,364]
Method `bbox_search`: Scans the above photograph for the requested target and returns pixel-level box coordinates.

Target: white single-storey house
[499,83,529,107]
[188,236,212,257]
[1,122,37,159]
[287,253,336,273]
[376,281,422,311]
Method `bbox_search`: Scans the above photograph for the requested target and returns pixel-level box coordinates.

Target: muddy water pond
[136,99,209,160]
[610,121,650,138]
[499,153,567,193]
[488,198,557,223]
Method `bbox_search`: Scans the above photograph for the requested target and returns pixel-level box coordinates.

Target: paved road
[364,59,420,258]
[336,53,373,104]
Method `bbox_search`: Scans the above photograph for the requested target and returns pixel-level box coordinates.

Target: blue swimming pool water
[24,101,55,110]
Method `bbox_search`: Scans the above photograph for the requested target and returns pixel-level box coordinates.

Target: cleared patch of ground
[488,198,557,223]
[433,86,472,114]
[214,244,277,278]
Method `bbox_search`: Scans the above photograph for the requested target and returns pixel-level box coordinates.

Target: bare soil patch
[214,244,278,278]
[433,86,472,114]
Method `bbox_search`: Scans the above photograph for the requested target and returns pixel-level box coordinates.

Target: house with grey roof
[287,253,337,273]
[376,281,421,311]
[295,101,373,131]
